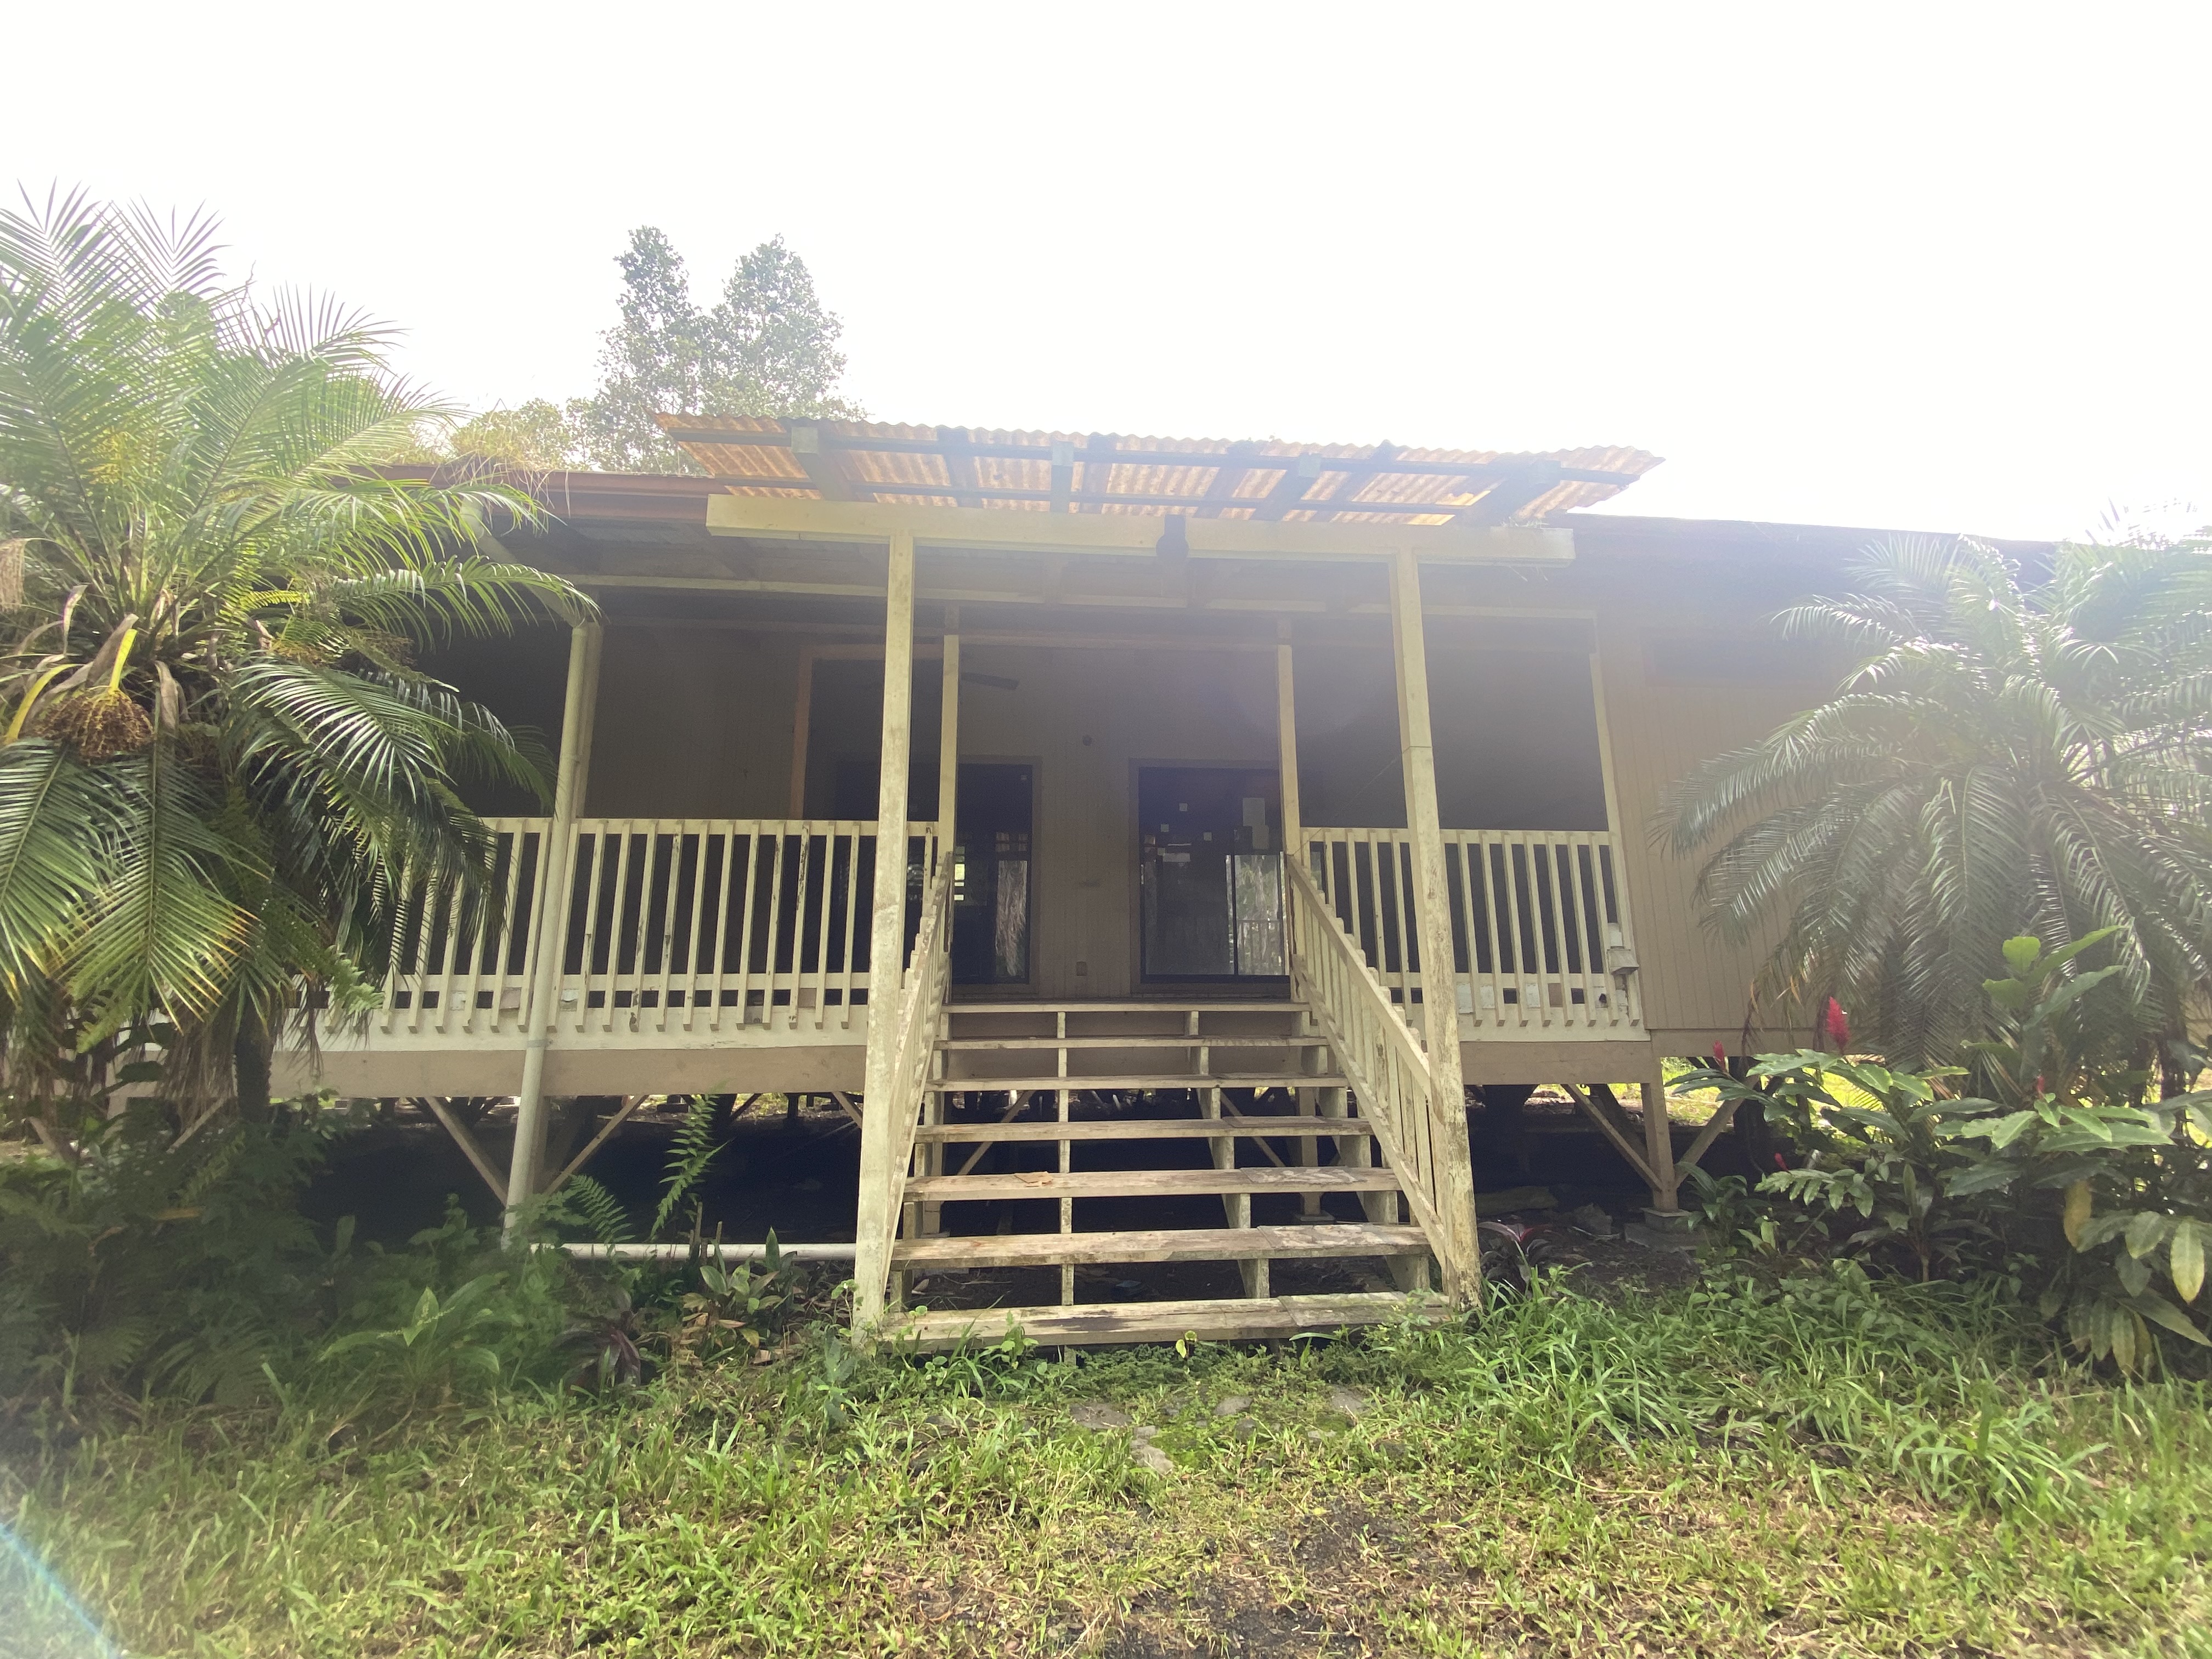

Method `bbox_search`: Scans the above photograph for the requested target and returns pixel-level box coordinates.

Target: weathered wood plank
[893,1222,1430,1268]
[912,1116,1379,1143]
[938,1035,1306,1051]
[904,1165,1401,1201]
[883,1290,1429,1350]
[928,1073,1348,1092]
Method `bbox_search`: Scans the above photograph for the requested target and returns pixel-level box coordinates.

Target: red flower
[1774,1153,1789,1170]
[1823,997,1851,1051]
[1712,1041,1728,1069]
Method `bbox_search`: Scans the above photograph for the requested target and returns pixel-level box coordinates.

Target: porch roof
[657,415,1659,527]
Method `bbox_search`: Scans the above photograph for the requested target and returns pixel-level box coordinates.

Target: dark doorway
[951,763,1032,988]
[1138,766,1285,983]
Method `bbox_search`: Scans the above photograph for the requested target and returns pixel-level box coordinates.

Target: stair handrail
[853,847,957,1325]
[1283,851,1462,1288]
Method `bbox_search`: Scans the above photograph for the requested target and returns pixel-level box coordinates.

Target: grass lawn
[7,1265,2210,1657]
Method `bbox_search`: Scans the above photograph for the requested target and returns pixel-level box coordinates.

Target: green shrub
[0,1104,341,1412]
[1676,933,2211,1371]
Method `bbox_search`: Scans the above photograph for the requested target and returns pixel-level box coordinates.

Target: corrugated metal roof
[657,415,1659,526]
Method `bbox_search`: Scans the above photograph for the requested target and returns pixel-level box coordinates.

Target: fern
[564,1175,634,1250]
[651,1094,721,1240]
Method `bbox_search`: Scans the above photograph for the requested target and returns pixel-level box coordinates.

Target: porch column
[505,620,602,1234]
[853,529,918,1328]
[1275,630,1302,856]
[1387,550,1482,1301]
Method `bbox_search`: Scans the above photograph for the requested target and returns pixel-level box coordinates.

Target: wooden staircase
[878,1000,1441,1348]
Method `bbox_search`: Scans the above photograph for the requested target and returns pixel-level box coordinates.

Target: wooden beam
[935,427,985,509]
[662,426,1645,486]
[1387,548,1481,1303]
[1080,432,1118,514]
[1251,454,1321,521]
[1456,462,1562,527]
[885,1289,1425,1351]
[1560,1083,1658,1188]
[1678,1095,1745,1175]
[851,527,918,1329]
[425,1098,508,1206]
[543,1094,653,1196]
[786,423,854,500]
[703,493,1575,564]
[1196,440,1259,518]
[828,1088,865,1128]
[1049,440,1074,513]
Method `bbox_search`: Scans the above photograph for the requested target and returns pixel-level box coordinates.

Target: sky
[7,2,2208,540]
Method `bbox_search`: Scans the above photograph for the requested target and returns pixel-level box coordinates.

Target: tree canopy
[1663,534,2212,1073]
[565,228,861,472]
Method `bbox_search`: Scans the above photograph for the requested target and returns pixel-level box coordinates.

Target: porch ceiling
[658,416,1660,527]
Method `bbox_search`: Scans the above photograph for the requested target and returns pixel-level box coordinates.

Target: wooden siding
[1592,613,1828,1047]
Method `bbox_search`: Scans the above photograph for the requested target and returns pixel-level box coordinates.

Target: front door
[951,762,1033,986]
[1138,766,1286,983]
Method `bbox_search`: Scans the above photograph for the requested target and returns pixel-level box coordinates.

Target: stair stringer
[1288,970,1455,1278]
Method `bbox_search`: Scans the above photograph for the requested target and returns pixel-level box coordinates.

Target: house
[279,418,2024,1346]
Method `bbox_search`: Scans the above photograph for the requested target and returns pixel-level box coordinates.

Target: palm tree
[1662,534,2212,1074]
[0,190,589,1142]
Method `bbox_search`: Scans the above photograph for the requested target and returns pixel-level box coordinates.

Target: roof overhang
[704,492,1574,565]
[665,415,1657,534]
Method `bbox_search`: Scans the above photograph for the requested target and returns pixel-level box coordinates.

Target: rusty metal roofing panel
[652,416,1661,523]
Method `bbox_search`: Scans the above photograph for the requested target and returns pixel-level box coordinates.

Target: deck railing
[1283,854,1468,1292]
[378,817,937,1039]
[1301,827,1640,1033]
[855,847,957,1317]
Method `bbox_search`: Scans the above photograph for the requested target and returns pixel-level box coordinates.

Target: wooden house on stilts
[280,419,1964,1346]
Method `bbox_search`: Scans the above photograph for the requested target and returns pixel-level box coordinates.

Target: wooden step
[928,1074,1347,1093]
[912,1115,1378,1143]
[882,1290,1427,1350]
[939,1035,1313,1051]
[945,1001,1299,1015]
[893,1222,1429,1269]
[903,1165,1400,1201]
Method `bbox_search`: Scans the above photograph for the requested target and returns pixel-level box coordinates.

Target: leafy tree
[449,399,580,470]
[1663,534,2212,1071]
[0,190,589,1143]
[567,227,861,472]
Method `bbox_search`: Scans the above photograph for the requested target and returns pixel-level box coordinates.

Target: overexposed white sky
[8,2,2208,539]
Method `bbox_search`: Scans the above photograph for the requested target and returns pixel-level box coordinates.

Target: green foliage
[650,1093,721,1241]
[445,400,580,470]
[565,227,861,472]
[679,1234,794,1357]
[0,190,592,1128]
[1676,936,2212,1372]
[0,1105,341,1411]
[1663,533,2212,1065]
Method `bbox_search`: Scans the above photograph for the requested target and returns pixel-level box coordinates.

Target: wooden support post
[1388,549,1481,1302]
[1276,631,1301,860]
[852,529,917,1330]
[788,641,816,816]
[1642,1077,1681,1213]
[505,622,601,1234]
